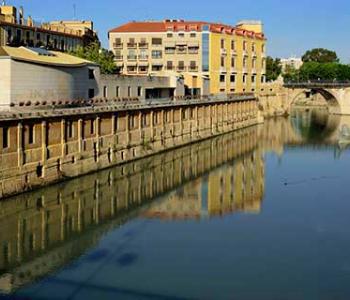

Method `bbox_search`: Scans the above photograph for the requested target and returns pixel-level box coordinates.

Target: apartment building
[0,5,98,52]
[109,19,266,95]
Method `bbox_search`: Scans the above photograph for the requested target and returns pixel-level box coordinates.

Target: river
[1,108,350,300]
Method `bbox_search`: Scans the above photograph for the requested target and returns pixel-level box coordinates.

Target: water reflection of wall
[0,125,260,294]
[143,150,265,220]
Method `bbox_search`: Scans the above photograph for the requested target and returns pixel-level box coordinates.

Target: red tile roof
[109,20,266,40]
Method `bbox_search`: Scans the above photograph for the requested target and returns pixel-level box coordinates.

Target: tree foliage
[283,48,350,82]
[266,56,282,82]
[70,42,117,74]
[302,48,339,63]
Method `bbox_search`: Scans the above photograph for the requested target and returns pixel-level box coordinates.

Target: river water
[1,108,350,300]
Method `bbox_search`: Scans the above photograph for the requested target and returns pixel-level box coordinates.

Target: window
[252,43,256,52]
[114,38,121,45]
[220,75,225,83]
[139,49,148,59]
[243,41,247,51]
[243,74,247,83]
[262,44,265,53]
[167,61,173,70]
[88,88,95,98]
[252,58,256,69]
[251,75,256,83]
[220,39,225,49]
[28,124,35,144]
[137,86,142,97]
[230,75,236,83]
[231,57,236,68]
[243,57,247,68]
[88,69,94,79]
[231,40,235,50]
[167,33,173,38]
[190,33,196,38]
[189,61,197,71]
[139,66,148,73]
[178,61,185,71]
[116,86,120,97]
[152,65,162,71]
[178,33,185,38]
[103,86,107,98]
[152,38,162,45]
[152,50,162,59]
[2,127,9,149]
[221,56,225,67]
[202,33,209,72]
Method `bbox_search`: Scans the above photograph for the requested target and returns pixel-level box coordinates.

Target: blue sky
[7,0,350,62]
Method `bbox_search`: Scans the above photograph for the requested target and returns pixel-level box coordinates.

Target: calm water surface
[1,109,350,300]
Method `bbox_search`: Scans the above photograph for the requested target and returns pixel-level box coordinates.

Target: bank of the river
[0,96,259,199]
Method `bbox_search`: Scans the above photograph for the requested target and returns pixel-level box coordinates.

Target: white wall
[0,59,11,110]
[0,58,99,107]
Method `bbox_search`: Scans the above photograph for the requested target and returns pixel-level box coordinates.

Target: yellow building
[0,4,98,52]
[109,19,266,96]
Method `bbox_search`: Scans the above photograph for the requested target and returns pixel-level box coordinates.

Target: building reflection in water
[0,125,264,294]
[143,151,264,220]
[1,108,348,294]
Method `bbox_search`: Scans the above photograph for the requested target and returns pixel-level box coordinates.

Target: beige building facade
[109,19,266,95]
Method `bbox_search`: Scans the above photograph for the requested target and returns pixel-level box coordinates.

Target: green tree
[298,62,350,81]
[266,56,282,82]
[302,48,339,63]
[70,42,118,74]
[283,65,299,82]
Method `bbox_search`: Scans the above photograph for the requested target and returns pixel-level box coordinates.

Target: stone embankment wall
[0,96,258,198]
[257,83,289,117]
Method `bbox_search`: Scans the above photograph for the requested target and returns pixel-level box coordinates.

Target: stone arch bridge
[283,82,350,115]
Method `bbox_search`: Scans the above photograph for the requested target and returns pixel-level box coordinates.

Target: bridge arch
[286,88,342,115]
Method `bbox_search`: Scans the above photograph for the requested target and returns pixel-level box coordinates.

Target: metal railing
[284,81,350,88]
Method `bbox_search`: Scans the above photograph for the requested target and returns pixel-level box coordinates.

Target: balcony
[188,47,199,54]
[189,66,198,72]
[127,55,137,61]
[138,55,149,60]
[176,47,187,55]
[127,43,137,48]
[138,43,149,49]
[115,55,123,61]
[113,43,123,49]
[165,48,176,54]
[177,66,186,72]
[166,66,174,71]
[220,48,227,56]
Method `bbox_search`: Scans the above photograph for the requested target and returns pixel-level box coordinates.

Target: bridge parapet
[284,81,350,89]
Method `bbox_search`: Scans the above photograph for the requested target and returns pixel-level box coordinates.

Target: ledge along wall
[0,96,259,198]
